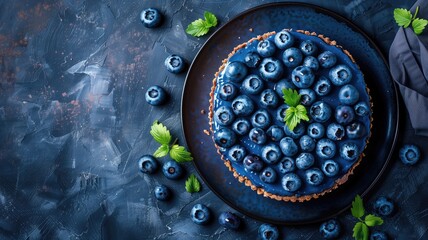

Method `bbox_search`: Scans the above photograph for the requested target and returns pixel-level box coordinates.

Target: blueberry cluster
[212,30,370,195]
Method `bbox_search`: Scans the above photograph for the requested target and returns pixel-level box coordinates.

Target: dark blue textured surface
[1,0,427,239]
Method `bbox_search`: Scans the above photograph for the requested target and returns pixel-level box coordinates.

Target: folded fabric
[389,0,428,136]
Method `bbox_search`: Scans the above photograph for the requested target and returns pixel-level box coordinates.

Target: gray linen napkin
[389,0,428,136]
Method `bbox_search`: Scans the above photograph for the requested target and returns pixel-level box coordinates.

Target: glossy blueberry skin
[258,223,279,240]
[232,118,251,136]
[243,154,264,172]
[370,231,388,240]
[303,56,320,71]
[339,84,360,105]
[340,142,359,161]
[354,102,370,117]
[259,57,284,82]
[282,47,303,68]
[279,137,298,157]
[310,101,332,123]
[335,105,355,125]
[140,8,162,28]
[281,173,302,192]
[260,89,279,108]
[299,88,316,106]
[329,64,353,86]
[218,212,241,230]
[261,143,283,164]
[214,127,237,148]
[313,77,332,96]
[259,167,278,184]
[316,138,337,159]
[322,160,340,177]
[300,40,318,56]
[154,185,170,201]
[162,160,183,179]
[284,122,306,139]
[399,144,421,165]
[257,39,277,57]
[244,52,261,68]
[305,168,324,185]
[227,145,247,162]
[276,105,289,123]
[299,135,316,152]
[307,123,325,139]
[249,128,267,145]
[231,95,255,116]
[165,54,185,73]
[145,85,167,106]
[346,122,367,139]
[190,204,211,225]
[277,157,296,174]
[225,61,248,82]
[296,152,315,170]
[241,74,264,95]
[318,51,337,68]
[251,109,272,129]
[219,83,238,101]
[138,155,159,174]
[267,125,285,142]
[292,66,315,88]
[214,106,235,126]
[274,78,296,96]
[373,196,395,217]
[326,123,345,141]
[274,30,294,49]
[319,219,341,239]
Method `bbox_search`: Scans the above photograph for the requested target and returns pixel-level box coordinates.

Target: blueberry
[274,30,294,49]
[138,155,159,174]
[322,160,340,177]
[190,204,211,225]
[399,144,420,165]
[340,142,359,161]
[373,196,395,217]
[346,122,367,139]
[310,101,332,123]
[214,127,237,148]
[257,39,277,57]
[339,84,359,105]
[354,102,370,117]
[296,152,315,170]
[276,105,289,123]
[214,106,235,126]
[249,128,267,145]
[326,123,345,141]
[162,160,183,179]
[266,125,285,142]
[260,89,279,108]
[316,139,337,159]
[279,137,298,157]
[259,57,284,82]
[281,173,302,192]
[274,78,296,96]
[335,105,355,125]
[243,154,264,172]
[299,135,316,152]
[313,77,332,96]
[251,109,271,129]
[318,51,337,68]
[145,85,167,106]
[225,61,248,82]
[300,40,318,56]
[241,74,264,95]
[370,231,388,240]
[232,95,255,116]
[303,56,320,71]
[244,52,261,68]
[140,8,162,28]
[165,54,185,73]
[227,145,247,162]
[282,48,303,68]
[219,83,238,101]
[305,168,324,185]
[258,223,279,240]
[261,143,283,164]
[154,185,171,201]
[307,123,325,139]
[260,167,278,184]
[292,65,315,88]
[284,123,306,139]
[232,118,251,135]
[329,65,352,86]
[299,88,316,106]
[218,212,241,230]
[319,219,341,239]
[277,157,296,173]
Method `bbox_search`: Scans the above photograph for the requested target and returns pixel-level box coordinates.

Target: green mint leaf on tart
[185,174,201,193]
[394,8,412,27]
[364,214,384,227]
[351,194,365,218]
[186,11,218,37]
[282,88,301,107]
[150,120,172,145]
[412,18,428,35]
[204,11,218,27]
[295,104,309,121]
[170,144,193,163]
[153,144,169,158]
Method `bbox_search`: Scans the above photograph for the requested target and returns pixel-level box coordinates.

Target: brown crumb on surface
[200,109,206,114]
[203,129,210,136]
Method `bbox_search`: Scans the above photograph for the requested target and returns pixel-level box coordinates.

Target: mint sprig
[282,88,309,131]
[186,11,218,37]
[394,6,428,35]
[185,174,201,193]
[351,195,384,240]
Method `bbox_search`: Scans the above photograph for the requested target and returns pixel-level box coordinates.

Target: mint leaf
[185,174,201,193]
[170,144,193,163]
[394,8,412,27]
[150,121,172,145]
[285,107,300,131]
[295,104,309,121]
[282,88,300,107]
[364,214,384,227]
[361,223,369,240]
[186,19,210,37]
[353,222,364,240]
[204,11,217,27]
[154,144,169,158]
[412,18,428,35]
[351,195,365,218]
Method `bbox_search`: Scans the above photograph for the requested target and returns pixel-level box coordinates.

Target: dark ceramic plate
[181,2,398,225]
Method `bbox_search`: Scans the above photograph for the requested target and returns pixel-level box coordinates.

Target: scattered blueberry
[261,143,283,164]
[249,128,267,145]
[145,85,167,106]
[276,105,289,123]
[258,223,279,240]
[310,101,332,123]
[218,212,241,230]
[299,135,316,152]
[154,185,170,201]
[346,122,367,139]
[266,125,285,142]
[274,78,296,96]
[279,137,298,157]
[340,142,359,161]
[162,160,183,179]
[292,66,315,88]
[231,95,255,116]
[305,168,324,185]
[319,219,341,239]
[140,8,162,28]
[260,89,279,108]
[303,56,320,71]
[299,88,316,106]
[313,77,332,96]
[281,173,302,192]
[227,145,247,162]
[190,204,211,225]
[241,74,264,95]
[399,144,420,165]
[232,118,251,136]
[244,52,262,68]
[243,154,264,172]
[274,30,294,49]
[300,40,318,56]
[251,109,272,129]
[329,64,352,86]
[219,83,238,101]
[354,102,370,117]
[296,152,315,170]
[214,127,237,148]
[316,138,337,159]
[326,123,345,141]
[307,122,325,139]
[165,54,185,73]
[278,157,296,174]
[225,61,248,82]
[339,84,359,105]
[138,155,159,174]
[370,231,388,240]
[373,196,395,217]
[260,167,278,184]
[214,106,235,126]
[335,105,355,125]
[257,39,277,57]
[318,51,337,68]
[284,122,306,139]
[259,57,284,82]
[322,160,340,177]
[283,47,303,68]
